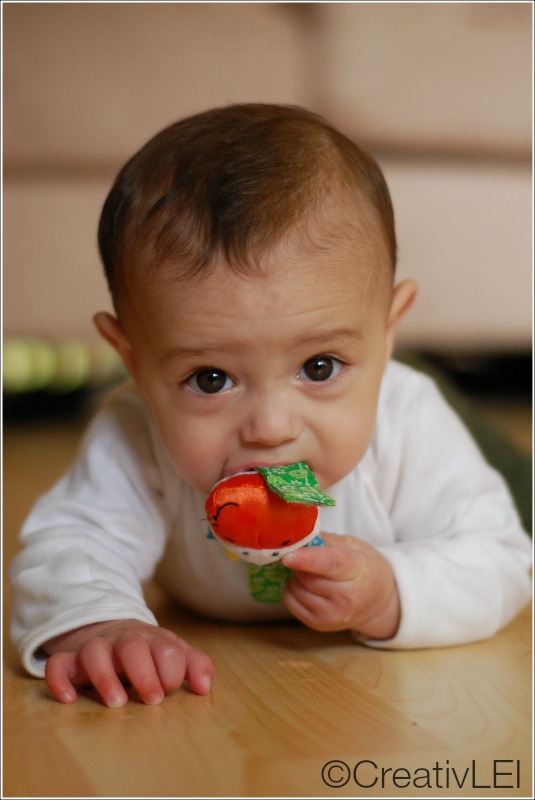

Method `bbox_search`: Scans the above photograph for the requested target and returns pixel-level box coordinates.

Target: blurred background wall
[3,2,532,358]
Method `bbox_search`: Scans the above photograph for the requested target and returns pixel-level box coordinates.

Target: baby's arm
[43,619,214,707]
[10,387,211,698]
[282,533,400,640]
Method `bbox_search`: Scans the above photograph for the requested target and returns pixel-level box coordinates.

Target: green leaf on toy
[257,462,336,506]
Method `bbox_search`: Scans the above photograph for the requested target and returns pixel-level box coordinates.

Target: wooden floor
[3,398,533,798]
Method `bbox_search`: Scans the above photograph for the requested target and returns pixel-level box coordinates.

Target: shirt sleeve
[9,386,170,676]
[361,367,532,649]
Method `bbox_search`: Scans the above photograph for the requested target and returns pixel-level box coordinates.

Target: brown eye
[188,369,233,394]
[300,356,341,382]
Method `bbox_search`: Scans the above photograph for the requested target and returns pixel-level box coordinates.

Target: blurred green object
[3,336,125,395]
[3,338,57,393]
[53,339,91,392]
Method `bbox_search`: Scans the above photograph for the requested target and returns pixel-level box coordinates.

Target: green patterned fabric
[247,561,293,603]
[257,462,336,506]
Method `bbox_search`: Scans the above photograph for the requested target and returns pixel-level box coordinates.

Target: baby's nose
[239,391,301,447]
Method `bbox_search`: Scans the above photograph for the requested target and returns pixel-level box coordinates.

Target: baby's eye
[298,355,343,383]
[186,369,234,395]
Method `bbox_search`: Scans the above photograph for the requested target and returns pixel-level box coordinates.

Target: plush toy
[205,462,335,603]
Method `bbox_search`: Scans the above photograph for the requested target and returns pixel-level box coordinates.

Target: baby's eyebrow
[289,327,366,352]
[159,344,230,366]
[160,326,366,366]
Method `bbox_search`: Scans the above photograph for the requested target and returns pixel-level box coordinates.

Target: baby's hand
[43,619,214,707]
[282,533,400,640]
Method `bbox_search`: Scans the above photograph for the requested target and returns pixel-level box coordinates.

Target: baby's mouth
[223,461,299,479]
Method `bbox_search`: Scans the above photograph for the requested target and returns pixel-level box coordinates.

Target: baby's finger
[283,582,333,630]
[282,542,361,582]
[44,651,80,704]
[294,574,342,603]
[78,636,128,708]
[182,643,215,695]
[115,634,164,705]
[284,576,360,631]
[150,637,187,695]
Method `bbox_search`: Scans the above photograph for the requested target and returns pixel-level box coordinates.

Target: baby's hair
[98,103,396,313]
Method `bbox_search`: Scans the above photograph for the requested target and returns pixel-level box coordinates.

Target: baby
[10,104,531,708]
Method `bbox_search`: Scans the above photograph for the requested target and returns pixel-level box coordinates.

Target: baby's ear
[93,312,138,379]
[385,279,417,362]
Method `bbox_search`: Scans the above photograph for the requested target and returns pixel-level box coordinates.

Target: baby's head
[98,103,397,317]
[95,104,416,493]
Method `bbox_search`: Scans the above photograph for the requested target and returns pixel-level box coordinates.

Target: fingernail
[146,692,164,705]
[107,690,126,708]
[198,674,212,694]
[282,552,297,566]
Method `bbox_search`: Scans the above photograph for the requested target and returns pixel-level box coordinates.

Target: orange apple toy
[205,462,335,566]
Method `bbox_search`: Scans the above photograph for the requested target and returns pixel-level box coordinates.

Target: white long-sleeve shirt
[10,361,532,676]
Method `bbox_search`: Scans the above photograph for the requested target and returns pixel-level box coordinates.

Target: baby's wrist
[352,582,401,641]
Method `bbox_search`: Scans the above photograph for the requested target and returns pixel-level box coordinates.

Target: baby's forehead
[263,191,392,285]
[131,225,389,325]
[122,185,393,322]
[303,189,389,256]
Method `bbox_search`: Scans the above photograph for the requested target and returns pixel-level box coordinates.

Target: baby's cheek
[161,434,220,493]
[320,420,374,486]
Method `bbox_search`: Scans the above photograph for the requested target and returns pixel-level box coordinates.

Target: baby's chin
[168,468,221,498]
